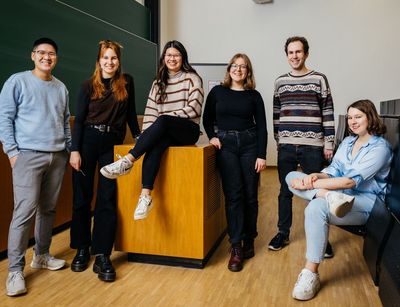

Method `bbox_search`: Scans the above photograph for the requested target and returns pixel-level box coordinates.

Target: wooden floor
[0,168,382,306]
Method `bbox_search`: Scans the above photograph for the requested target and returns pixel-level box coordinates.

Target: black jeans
[217,128,260,245]
[70,127,123,255]
[277,144,324,236]
[129,115,200,189]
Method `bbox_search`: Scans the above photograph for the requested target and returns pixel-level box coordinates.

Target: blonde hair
[222,53,256,90]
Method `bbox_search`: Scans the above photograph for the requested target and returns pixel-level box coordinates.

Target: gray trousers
[8,150,68,271]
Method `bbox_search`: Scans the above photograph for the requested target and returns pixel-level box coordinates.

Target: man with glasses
[0,37,71,296]
[269,36,335,253]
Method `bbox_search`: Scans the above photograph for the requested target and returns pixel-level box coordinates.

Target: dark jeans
[277,144,324,236]
[129,115,200,189]
[70,127,123,255]
[217,128,260,245]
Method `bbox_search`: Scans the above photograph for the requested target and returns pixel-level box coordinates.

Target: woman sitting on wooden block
[101,40,204,220]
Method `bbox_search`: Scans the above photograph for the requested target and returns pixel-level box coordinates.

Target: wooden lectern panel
[114,144,225,261]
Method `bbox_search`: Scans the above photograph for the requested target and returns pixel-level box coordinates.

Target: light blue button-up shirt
[322,135,392,204]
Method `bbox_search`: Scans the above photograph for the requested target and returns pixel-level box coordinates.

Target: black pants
[217,128,260,245]
[70,127,123,255]
[129,115,200,189]
[277,144,324,236]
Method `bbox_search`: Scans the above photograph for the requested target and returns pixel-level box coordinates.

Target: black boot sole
[71,263,89,272]
[228,264,243,272]
[93,264,116,282]
[243,250,255,259]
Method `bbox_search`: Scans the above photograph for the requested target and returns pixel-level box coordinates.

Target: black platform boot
[71,248,90,272]
[93,255,116,282]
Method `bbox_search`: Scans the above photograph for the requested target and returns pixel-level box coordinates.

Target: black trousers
[277,144,324,236]
[129,115,200,189]
[216,128,260,245]
[70,127,123,255]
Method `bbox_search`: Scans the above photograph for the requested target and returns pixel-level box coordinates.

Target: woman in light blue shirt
[286,99,392,301]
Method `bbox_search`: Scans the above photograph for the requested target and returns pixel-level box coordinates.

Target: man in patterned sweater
[268,36,335,252]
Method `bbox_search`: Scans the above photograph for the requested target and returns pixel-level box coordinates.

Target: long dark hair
[155,40,199,102]
[347,99,386,136]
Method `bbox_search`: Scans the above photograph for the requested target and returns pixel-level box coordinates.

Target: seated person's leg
[293,198,327,301]
[328,193,373,226]
[133,136,171,220]
[285,171,319,201]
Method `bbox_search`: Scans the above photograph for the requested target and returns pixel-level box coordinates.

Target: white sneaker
[6,271,27,297]
[100,155,133,179]
[31,253,66,271]
[325,191,355,218]
[134,195,153,220]
[292,268,321,300]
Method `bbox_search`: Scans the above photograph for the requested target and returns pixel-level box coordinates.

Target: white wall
[161,0,400,165]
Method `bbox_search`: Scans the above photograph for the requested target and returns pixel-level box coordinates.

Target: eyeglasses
[230,64,247,70]
[346,114,365,120]
[33,50,57,58]
[165,53,182,59]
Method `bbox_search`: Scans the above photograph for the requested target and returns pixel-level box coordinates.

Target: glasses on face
[230,64,247,71]
[346,114,365,120]
[33,50,57,58]
[165,53,182,59]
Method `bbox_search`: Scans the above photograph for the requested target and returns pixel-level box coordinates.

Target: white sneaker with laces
[30,253,66,271]
[6,271,27,297]
[325,191,355,218]
[292,268,321,300]
[100,154,133,179]
[134,195,153,220]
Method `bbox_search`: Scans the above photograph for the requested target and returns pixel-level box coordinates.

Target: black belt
[88,124,114,133]
[220,127,256,134]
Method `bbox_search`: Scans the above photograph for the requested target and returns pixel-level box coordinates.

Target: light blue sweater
[0,71,71,158]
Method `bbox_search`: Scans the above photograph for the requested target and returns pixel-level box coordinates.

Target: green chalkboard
[0,0,157,114]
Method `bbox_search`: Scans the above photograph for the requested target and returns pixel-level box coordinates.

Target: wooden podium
[114,144,226,268]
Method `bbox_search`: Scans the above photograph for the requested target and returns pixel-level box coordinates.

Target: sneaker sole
[268,240,289,251]
[7,288,27,297]
[134,203,154,220]
[100,166,132,179]
[333,197,355,218]
[292,282,321,300]
[100,168,119,179]
[30,262,65,271]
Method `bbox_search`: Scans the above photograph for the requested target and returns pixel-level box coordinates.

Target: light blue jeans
[286,171,375,263]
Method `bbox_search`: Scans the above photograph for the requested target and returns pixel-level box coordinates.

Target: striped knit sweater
[142,71,204,131]
[273,70,335,149]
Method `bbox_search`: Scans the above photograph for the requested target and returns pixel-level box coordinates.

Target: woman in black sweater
[203,53,267,272]
[69,40,140,282]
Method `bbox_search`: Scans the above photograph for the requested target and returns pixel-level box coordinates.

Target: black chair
[363,199,393,285]
[378,213,400,306]
[363,142,400,285]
